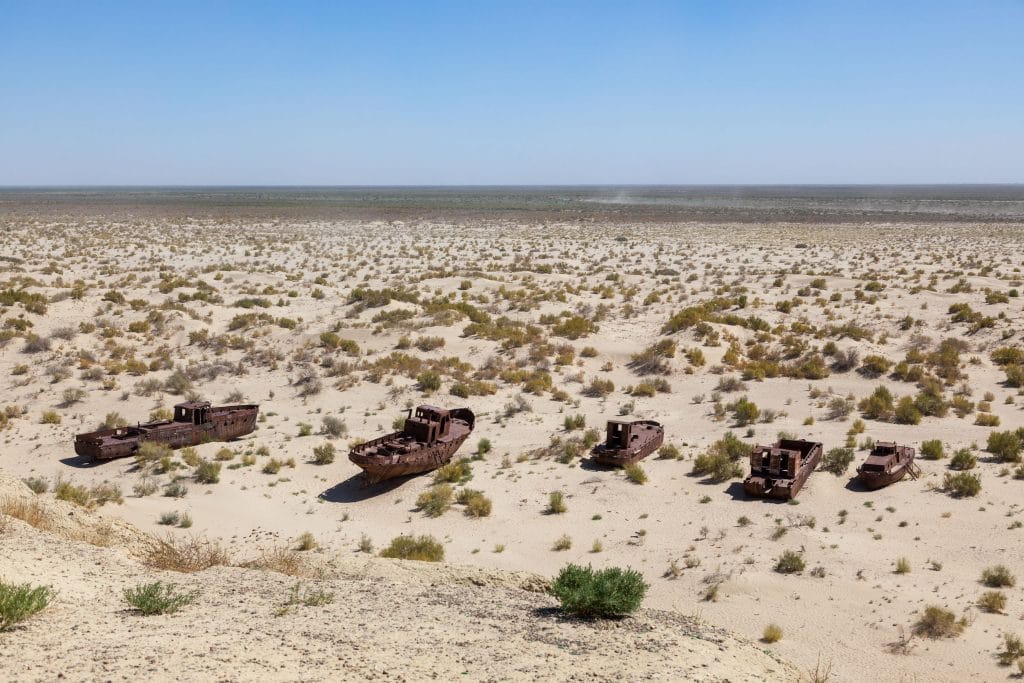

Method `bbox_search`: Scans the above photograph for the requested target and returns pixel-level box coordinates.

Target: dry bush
[0,497,52,531]
[146,535,231,573]
[241,545,318,577]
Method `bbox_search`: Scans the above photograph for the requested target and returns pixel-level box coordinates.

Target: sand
[3,214,1024,681]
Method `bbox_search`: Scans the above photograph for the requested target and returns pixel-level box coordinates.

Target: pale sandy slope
[0,474,798,682]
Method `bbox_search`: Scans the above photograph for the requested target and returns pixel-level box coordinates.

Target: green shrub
[894,396,922,425]
[978,591,1007,614]
[859,355,892,377]
[942,472,981,497]
[913,605,964,638]
[379,534,444,562]
[54,477,92,508]
[546,491,567,514]
[123,581,197,615]
[774,551,805,574]
[550,564,647,618]
[692,452,744,482]
[731,397,759,426]
[820,447,855,475]
[456,489,492,517]
[997,632,1024,666]
[40,410,61,425]
[417,371,442,392]
[311,442,336,465]
[22,476,47,494]
[949,448,976,470]
[416,484,453,517]
[0,581,53,631]
[920,439,944,460]
[433,459,472,484]
[563,414,586,431]
[859,386,894,421]
[982,565,1016,588]
[624,463,647,484]
[195,459,221,484]
[987,430,1022,463]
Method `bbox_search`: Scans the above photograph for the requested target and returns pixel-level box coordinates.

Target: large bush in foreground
[550,564,647,618]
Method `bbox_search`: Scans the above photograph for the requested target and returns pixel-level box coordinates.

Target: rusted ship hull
[856,444,917,490]
[74,404,258,460]
[856,466,911,490]
[349,408,475,485]
[743,440,823,500]
[591,420,664,466]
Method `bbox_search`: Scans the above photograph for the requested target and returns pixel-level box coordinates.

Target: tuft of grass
[552,534,573,551]
[379,534,445,562]
[997,632,1024,666]
[913,605,965,639]
[295,532,318,551]
[550,564,647,618]
[456,488,492,517]
[920,439,944,460]
[54,476,92,508]
[433,459,472,484]
[982,565,1016,588]
[978,591,1007,614]
[774,550,805,574]
[895,557,911,574]
[416,484,454,517]
[195,459,221,484]
[0,581,53,631]
[275,582,335,616]
[123,581,197,615]
[762,623,783,643]
[546,491,567,514]
[311,442,336,465]
[22,477,48,495]
[942,472,981,497]
[624,463,647,484]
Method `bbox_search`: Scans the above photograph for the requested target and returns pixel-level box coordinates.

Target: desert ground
[3,208,1024,681]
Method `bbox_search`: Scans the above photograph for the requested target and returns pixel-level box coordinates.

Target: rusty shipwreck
[855,441,918,490]
[74,401,259,461]
[591,419,664,466]
[743,438,823,500]
[349,405,475,484]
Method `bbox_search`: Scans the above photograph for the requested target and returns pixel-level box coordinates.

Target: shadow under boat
[319,471,420,503]
[58,454,101,469]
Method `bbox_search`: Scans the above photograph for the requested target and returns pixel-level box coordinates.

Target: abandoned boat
[74,401,259,460]
[349,405,475,484]
[590,420,664,466]
[743,438,823,500]
[855,441,918,490]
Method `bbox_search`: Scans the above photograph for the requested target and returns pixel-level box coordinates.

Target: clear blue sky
[1,1,1022,185]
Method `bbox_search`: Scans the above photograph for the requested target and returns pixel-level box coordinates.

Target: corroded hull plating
[856,445,917,490]
[349,408,475,484]
[743,440,823,500]
[591,420,664,466]
[74,405,259,460]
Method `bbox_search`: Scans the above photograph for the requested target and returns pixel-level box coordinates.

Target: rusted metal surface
[74,401,259,460]
[349,405,475,485]
[591,420,664,467]
[855,441,918,490]
[743,439,823,500]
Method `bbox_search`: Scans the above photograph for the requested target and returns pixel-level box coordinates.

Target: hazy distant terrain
[2,185,1023,223]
